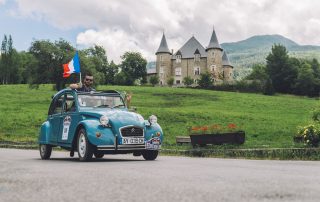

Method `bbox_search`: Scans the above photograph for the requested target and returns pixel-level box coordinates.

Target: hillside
[0,84,317,148]
[221,35,320,79]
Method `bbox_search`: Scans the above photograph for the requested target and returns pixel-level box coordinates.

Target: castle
[154,27,233,85]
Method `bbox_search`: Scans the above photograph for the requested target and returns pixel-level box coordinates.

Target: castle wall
[156,53,172,85]
[172,57,207,84]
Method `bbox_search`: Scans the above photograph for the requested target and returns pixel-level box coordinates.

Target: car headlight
[148,115,157,125]
[137,114,144,122]
[100,115,109,126]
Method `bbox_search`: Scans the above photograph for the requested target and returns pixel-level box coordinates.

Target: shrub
[167,77,174,86]
[183,76,194,87]
[149,75,159,87]
[297,124,320,147]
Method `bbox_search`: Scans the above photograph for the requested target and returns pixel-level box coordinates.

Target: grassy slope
[0,84,318,148]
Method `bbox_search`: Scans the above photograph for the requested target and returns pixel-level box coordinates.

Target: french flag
[63,52,80,78]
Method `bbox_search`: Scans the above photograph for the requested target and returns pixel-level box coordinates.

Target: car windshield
[77,94,125,108]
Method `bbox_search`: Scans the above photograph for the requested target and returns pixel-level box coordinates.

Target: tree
[266,44,298,93]
[149,75,159,86]
[198,72,213,88]
[106,61,119,85]
[0,35,17,84]
[85,45,109,85]
[263,77,275,95]
[119,52,147,85]
[167,77,174,86]
[245,64,268,81]
[293,63,316,96]
[183,76,194,87]
[29,39,75,90]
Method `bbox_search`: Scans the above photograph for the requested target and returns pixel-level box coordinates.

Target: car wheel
[39,144,52,160]
[94,151,104,159]
[77,128,93,161]
[142,150,158,160]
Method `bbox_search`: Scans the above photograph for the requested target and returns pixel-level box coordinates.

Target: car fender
[38,121,51,144]
[77,119,115,146]
[145,123,164,143]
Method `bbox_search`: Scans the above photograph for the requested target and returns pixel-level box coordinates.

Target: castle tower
[155,33,172,85]
[222,51,234,82]
[206,27,223,81]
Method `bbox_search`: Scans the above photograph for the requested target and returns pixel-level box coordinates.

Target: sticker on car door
[62,116,71,140]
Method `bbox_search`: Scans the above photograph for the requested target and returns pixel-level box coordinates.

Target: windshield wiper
[112,104,125,109]
[94,104,110,108]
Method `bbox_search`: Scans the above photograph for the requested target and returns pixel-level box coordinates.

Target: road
[0,148,320,202]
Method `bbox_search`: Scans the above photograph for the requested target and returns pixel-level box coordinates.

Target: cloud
[0,0,6,5]
[11,0,320,62]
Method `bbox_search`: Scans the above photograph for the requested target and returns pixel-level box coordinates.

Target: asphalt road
[1,148,320,202]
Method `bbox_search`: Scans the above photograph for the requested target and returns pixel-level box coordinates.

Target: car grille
[121,126,144,137]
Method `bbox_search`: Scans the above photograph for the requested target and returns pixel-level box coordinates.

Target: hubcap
[79,133,86,157]
[40,145,46,155]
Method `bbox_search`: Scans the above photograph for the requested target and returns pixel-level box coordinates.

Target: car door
[58,92,79,144]
[48,93,64,144]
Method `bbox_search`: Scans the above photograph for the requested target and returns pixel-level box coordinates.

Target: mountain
[221,35,320,79]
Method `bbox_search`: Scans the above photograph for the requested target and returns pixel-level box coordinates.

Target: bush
[183,76,194,87]
[198,72,213,89]
[149,75,159,87]
[167,77,174,86]
[297,124,320,147]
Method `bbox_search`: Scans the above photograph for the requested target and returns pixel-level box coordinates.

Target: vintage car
[38,89,163,161]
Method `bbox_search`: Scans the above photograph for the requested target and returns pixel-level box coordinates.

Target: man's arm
[69,83,82,89]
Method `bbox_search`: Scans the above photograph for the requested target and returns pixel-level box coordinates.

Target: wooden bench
[176,136,191,144]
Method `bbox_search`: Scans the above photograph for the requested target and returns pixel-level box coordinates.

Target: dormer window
[194,49,200,62]
[176,55,181,63]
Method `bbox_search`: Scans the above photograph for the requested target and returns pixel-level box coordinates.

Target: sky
[1,0,320,63]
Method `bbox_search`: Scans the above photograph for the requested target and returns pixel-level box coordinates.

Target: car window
[78,94,124,108]
[65,93,76,112]
[49,95,64,115]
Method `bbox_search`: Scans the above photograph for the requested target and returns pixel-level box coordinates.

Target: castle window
[211,52,215,57]
[176,80,181,84]
[194,54,200,62]
[194,79,198,84]
[160,55,163,62]
[175,67,181,76]
[176,55,181,63]
[194,67,200,75]
[211,65,216,72]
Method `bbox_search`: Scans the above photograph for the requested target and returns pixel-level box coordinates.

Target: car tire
[94,152,104,159]
[39,144,52,160]
[142,150,158,160]
[77,128,93,161]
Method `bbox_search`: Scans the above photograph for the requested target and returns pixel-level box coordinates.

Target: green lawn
[0,84,318,148]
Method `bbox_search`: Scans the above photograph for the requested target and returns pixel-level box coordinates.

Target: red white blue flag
[63,52,80,78]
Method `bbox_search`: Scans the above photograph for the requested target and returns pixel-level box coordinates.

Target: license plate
[122,137,144,145]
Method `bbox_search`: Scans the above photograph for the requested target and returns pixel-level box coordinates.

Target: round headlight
[100,115,109,126]
[148,115,157,125]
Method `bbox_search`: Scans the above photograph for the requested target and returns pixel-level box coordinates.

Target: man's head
[83,73,93,87]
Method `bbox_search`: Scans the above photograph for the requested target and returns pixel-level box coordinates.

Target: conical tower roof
[156,33,171,55]
[222,51,233,68]
[206,27,222,51]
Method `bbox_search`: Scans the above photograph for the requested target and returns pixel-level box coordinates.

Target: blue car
[38,89,163,161]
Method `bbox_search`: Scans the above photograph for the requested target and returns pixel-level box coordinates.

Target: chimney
[171,49,174,54]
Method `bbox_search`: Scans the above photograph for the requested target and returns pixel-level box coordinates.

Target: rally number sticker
[146,137,161,150]
[62,116,71,140]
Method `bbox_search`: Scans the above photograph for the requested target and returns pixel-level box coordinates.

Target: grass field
[0,84,318,148]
